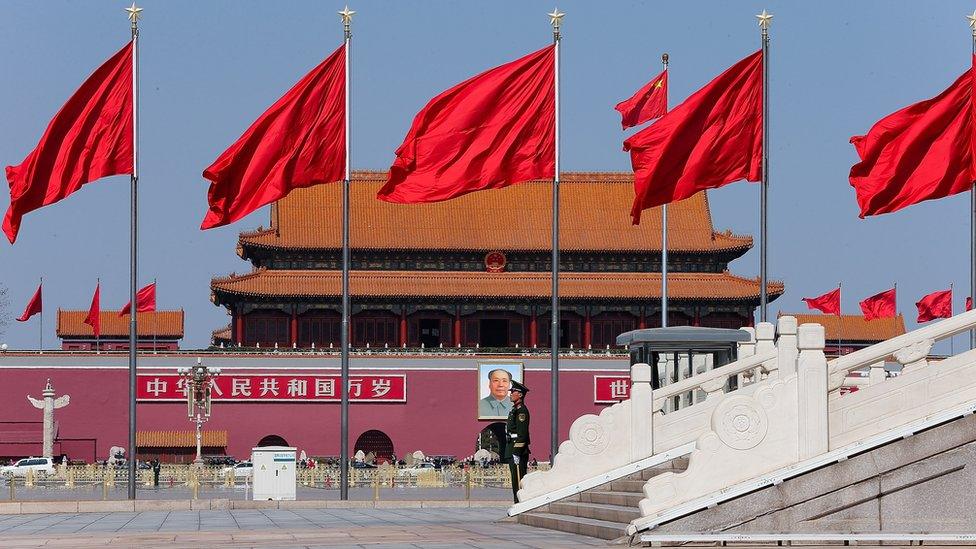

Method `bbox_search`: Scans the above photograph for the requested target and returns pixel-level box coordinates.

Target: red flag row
[15,282,156,338]
[802,286,972,323]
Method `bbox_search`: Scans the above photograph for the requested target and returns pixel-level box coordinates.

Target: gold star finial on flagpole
[756,9,773,31]
[125,2,143,24]
[339,6,356,26]
[548,8,565,29]
[967,10,976,31]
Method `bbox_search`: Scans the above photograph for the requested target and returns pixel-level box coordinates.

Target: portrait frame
[477,361,524,420]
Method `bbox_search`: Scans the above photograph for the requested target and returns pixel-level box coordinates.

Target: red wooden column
[235,307,244,346]
[583,307,592,349]
[453,308,462,347]
[290,308,298,347]
[692,307,701,327]
[529,310,538,347]
[399,308,408,347]
[638,307,646,329]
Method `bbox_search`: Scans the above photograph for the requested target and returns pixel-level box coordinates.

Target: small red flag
[83,282,101,338]
[625,50,763,224]
[615,69,668,129]
[968,297,973,311]
[849,57,976,218]
[202,44,346,230]
[860,288,897,321]
[4,43,133,244]
[802,288,841,316]
[16,284,42,322]
[378,46,555,204]
[915,289,952,323]
[119,282,156,316]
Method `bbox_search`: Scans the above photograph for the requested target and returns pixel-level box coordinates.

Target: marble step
[579,489,644,507]
[609,478,646,492]
[518,511,629,540]
[548,501,642,524]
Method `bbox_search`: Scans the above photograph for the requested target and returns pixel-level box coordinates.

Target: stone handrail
[651,349,777,410]
[827,308,976,390]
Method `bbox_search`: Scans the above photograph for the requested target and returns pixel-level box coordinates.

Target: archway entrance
[354,430,394,463]
[477,422,506,455]
[256,434,288,447]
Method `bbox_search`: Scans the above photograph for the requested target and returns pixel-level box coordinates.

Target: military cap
[509,380,529,394]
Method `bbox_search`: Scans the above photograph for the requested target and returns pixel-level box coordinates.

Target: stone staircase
[517,458,686,540]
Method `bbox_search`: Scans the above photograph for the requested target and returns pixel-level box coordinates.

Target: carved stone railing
[513,319,792,508]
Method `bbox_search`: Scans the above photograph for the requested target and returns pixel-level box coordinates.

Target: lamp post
[177,359,220,466]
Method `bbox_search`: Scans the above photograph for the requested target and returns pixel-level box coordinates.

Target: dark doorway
[419,319,441,347]
[354,430,395,463]
[480,319,509,347]
[478,422,507,455]
[256,434,288,447]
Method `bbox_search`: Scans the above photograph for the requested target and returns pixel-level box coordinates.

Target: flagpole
[837,281,842,359]
[153,278,157,353]
[661,53,669,329]
[39,277,43,352]
[757,10,772,323]
[125,2,142,501]
[548,8,564,463]
[338,5,354,501]
[969,11,976,349]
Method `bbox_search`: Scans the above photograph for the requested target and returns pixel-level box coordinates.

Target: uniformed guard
[504,380,530,503]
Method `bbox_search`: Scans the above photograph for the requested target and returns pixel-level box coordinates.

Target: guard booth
[616,326,751,412]
[252,446,297,501]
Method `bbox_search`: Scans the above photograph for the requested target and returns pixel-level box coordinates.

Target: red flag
[4,43,133,244]
[16,284,42,322]
[860,288,897,320]
[119,282,156,316]
[849,57,976,218]
[378,46,555,204]
[83,282,100,338]
[615,69,668,129]
[916,289,952,323]
[968,296,973,311]
[202,44,346,229]
[802,288,841,316]
[625,51,762,224]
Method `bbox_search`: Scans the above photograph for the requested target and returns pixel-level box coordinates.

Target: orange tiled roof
[784,313,907,343]
[56,310,184,339]
[212,269,783,302]
[238,171,752,254]
[137,430,227,448]
[212,325,232,342]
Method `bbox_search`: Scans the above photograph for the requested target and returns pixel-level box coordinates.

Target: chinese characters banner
[594,375,631,403]
[137,374,406,402]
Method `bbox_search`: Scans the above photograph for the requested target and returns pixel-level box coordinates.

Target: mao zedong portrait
[479,368,513,417]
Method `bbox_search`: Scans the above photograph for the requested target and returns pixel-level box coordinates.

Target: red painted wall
[0,359,628,462]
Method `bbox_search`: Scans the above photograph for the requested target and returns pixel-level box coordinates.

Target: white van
[0,457,55,477]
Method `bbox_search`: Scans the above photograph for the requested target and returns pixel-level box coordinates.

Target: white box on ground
[252,446,297,501]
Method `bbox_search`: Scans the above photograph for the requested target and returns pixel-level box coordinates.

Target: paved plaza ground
[0,506,608,548]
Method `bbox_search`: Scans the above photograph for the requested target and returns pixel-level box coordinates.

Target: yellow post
[24,469,34,488]
[465,469,471,500]
[8,477,14,501]
[372,471,379,501]
[66,468,75,488]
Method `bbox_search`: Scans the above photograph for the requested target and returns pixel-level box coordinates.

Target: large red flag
[119,282,156,316]
[625,50,762,224]
[84,282,100,338]
[916,289,952,323]
[860,288,897,320]
[615,69,668,129]
[4,43,133,244]
[16,284,42,322]
[802,287,841,316]
[849,57,976,218]
[202,44,346,229]
[378,46,555,204]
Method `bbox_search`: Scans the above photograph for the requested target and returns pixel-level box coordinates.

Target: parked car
[220,461,253,478]
[0,457,55,477]
[398,462,436,476]
[350,461,377,469]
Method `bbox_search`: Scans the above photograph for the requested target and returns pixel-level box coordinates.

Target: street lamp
[177,358,221,466]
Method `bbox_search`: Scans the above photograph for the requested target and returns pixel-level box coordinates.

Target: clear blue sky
[0,0,973,350]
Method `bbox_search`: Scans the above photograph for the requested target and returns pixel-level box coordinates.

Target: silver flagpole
[757,10,771,323]
[125,1,142,500]
[39,277,43,352]
[548,8,563,462]
[339,5,354,501]
[969,10,976,349]
[661,53,669,329]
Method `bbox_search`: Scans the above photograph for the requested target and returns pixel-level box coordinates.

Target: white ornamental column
[27,379,70,458]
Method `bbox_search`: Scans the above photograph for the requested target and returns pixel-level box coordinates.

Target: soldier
[504,380,530,503]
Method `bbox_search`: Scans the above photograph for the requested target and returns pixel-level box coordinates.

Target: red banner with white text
[594,376,631,404]
[137,374,405,402]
